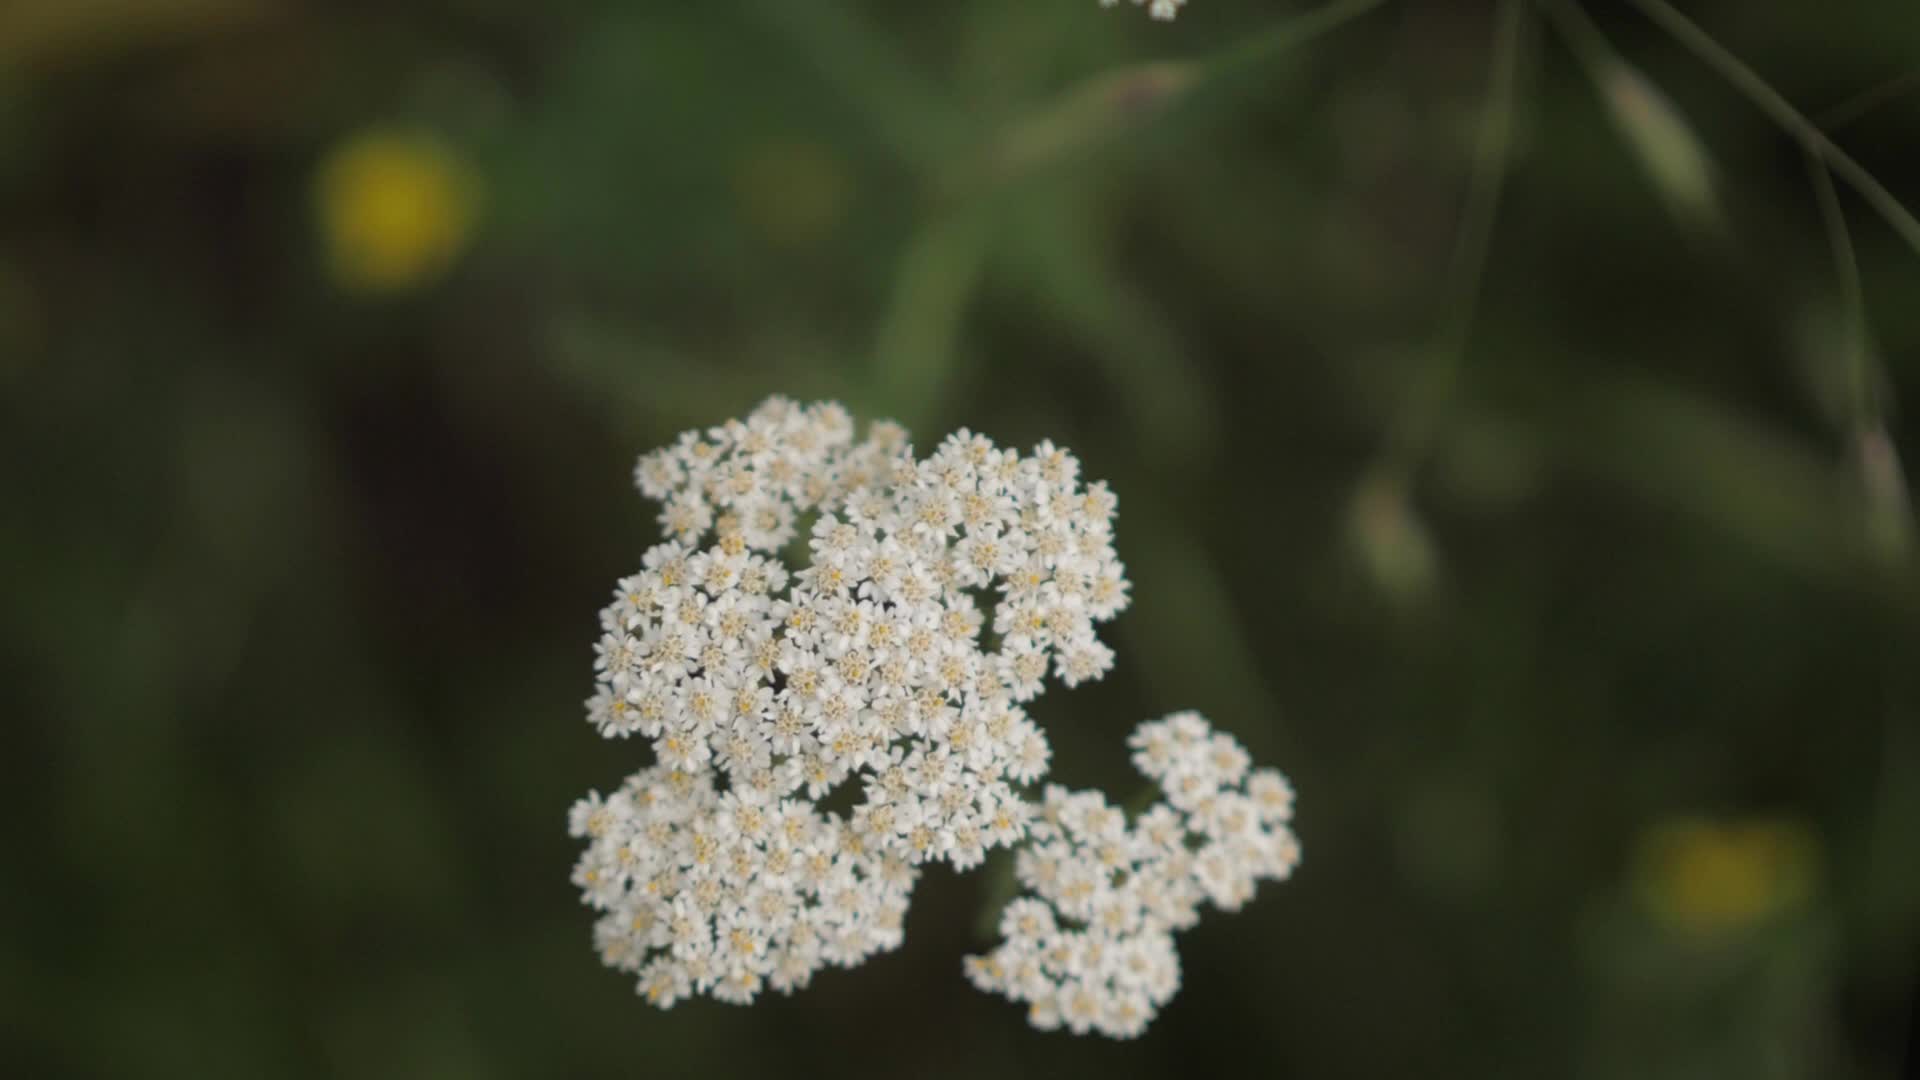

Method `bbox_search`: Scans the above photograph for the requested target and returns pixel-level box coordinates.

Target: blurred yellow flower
[1633,818,1816,936]
[315,130,481,293]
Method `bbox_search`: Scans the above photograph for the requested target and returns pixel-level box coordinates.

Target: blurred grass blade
[1001,198,1219,461]
[1818,68,1920,130]
[745,0,962,171]
[548,312,855,430]
[870,212,994,425]
[952,0,1386,197]
[1388,0,1526,469]
[1544,0,1720,231]
[1209,0,1388,82]
[1805,155,1875,426]
[960,61,1197,195]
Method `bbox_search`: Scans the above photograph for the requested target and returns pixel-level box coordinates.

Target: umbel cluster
[569,397,1298,1037]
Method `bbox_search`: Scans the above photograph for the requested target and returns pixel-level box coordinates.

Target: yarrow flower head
[569,397,1297,1037]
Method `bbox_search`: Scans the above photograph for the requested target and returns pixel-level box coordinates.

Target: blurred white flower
[1101,0,1188,21]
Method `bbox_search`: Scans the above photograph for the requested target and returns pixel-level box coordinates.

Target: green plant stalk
[1818,68,1920,130]
[1627,0,1920,257]
[1208,0,1389,82]
[1805,154,1877,431]
[952,0,1390,200]
[1540,0,1720,230]
[1386,0,1526,475]
[888,0,1393,427]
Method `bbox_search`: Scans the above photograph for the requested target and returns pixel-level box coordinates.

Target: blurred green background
[5,0,1919,1076]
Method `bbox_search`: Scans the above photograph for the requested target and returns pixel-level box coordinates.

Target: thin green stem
[1209,0,1389,82]
[891,0,1393,413]
[1436,0,1525,384]
[1818,68,1920,131]
[1805,154,1877,430]
[1541,0,1721,231]
[950,0,1389,200]
[1627,0,1920,257]
[1387,0,1526,472]
[1537,0,1610,79]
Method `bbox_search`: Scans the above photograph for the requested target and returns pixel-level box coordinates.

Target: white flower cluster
[1100,0,1187,21]
[963,712,1300,1038]
[570,397,1131,1008]
[570,398,1300,1036]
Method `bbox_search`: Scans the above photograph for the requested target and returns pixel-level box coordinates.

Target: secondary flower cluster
[963,713,1299,1037]
[569,397,1299,1038]
[573,397,1128,1008]
[1101,0,1188,21]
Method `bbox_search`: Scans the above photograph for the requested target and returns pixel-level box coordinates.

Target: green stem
[1805,154,1877,431]
[951,0,1390,200]
[1387,0,1526,473]
[1536,0,1610,77]
[1208,0,1390,82]
[1626,0,1920,257]
[1817,68,1920,131]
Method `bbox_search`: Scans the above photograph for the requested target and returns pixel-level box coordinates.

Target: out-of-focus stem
[1208,0,1389,82]
[1806,155,1875,430]
[1818,68,1920,130]
[1383,0,1526,477]
[949,0,1390,200]
[1627,0,1920,257]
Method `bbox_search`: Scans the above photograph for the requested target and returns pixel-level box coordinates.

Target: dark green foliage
[3,1,1917,1076]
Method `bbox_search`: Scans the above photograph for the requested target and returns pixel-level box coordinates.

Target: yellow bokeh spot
[316,130,481,293]
[1633,818,1816,936]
